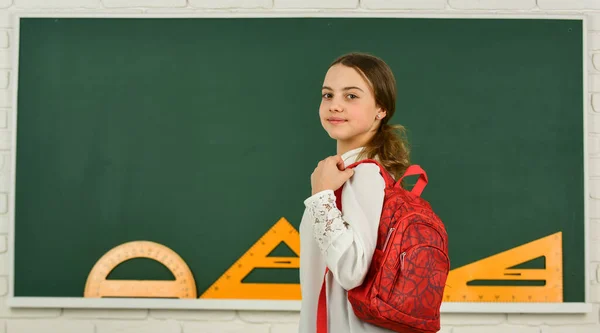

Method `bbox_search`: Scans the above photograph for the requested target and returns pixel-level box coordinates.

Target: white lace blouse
[298,147,395,333]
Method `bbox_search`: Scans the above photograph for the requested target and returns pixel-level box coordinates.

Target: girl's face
[319,64,386,151]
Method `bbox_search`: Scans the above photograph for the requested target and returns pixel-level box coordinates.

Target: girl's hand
[310,155,355,195]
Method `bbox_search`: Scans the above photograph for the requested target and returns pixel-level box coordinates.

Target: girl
[299,52,410,333]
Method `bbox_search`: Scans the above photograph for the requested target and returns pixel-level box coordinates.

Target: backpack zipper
[382,227,396,252]
[386,249,408,301]
[400,251,406,272]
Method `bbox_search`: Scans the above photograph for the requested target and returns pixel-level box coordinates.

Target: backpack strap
[316,268,328,333]
[345,159,429,197]
[344,159,395,188]
[316,187,344,333]
[398,165,428,197]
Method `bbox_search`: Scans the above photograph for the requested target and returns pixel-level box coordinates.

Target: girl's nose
[329,103,343,113]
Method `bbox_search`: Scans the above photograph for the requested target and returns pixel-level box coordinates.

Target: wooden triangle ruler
[200,217,301,300]
[443,232,563,302]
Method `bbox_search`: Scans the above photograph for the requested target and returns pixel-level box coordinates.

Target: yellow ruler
[200,217,301,300]
[443,232,562,302]
[84,241,197,299]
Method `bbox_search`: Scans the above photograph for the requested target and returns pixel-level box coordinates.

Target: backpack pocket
[385,244,449,321]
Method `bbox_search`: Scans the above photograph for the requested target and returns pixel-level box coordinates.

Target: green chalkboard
[12,16,586,310]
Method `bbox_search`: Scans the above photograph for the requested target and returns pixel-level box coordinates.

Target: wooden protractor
[200,217,300,300]
[84,241,197,299]
[444,232,562,303]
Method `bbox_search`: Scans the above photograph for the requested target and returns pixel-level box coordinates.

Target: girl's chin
[324,130,349,141]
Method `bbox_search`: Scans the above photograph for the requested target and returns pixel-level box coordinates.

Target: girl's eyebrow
[322,86,364,92]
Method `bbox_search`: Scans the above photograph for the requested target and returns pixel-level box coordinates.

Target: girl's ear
[376,108,387,120]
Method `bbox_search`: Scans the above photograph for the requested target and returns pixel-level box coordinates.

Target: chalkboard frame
[6,12,592,314]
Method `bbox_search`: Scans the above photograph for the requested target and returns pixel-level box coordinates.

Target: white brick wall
[7,320,95,333]
[149,309,237,321]
[592,34,600,51]
[441,313,505,325]
[507,305,600,325]
[189,0,273,9]
[95,319,182,333]
[448,0,536,10]
[103,0,187,7]
[14,0,100,9]
[62,309,149,319]
[538,0,586,10]
[360,0,446,9]
[184,321,271,333]
[275,0,358,9]
[544,326,600,333]
[453,327,539,333]
[0,1,598,333]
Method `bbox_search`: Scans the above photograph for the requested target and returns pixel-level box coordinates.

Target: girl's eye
[347,94,358,99]
[322,93,332,99]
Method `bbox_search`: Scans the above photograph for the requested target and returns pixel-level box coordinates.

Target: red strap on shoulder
[316,188,343,333]
[344,159,395,188]
[316,270,328,333]
[347,159,428,197]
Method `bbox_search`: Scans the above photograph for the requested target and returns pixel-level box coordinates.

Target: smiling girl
[298,52,411,333]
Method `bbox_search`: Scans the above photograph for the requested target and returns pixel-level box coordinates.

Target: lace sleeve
[304,190,351,253]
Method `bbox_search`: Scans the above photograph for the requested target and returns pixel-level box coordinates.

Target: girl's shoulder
[347,160,387,188]
[353,155,394,179]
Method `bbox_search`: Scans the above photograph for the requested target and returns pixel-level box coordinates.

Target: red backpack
[317,159,450,333]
